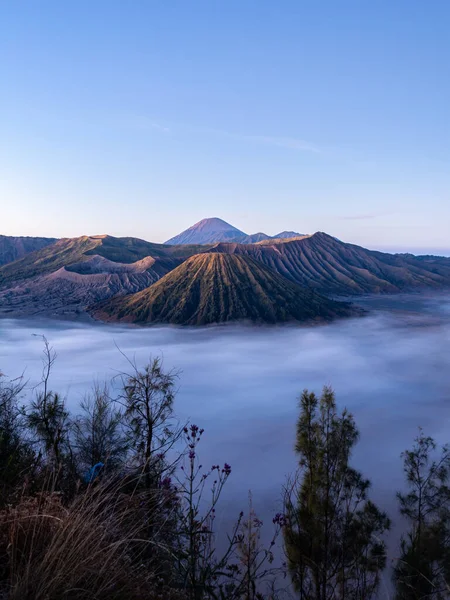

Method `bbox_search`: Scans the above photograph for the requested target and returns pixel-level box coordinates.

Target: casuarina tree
[26,337,70,490]
[119,355,180,487]
[393,430,450,599]
[72,382,128,476]
[0,372,36,504]
[283,387,390,600]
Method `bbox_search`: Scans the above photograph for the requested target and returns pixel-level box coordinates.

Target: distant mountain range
[164,217,303,245]
[1,218,450,325]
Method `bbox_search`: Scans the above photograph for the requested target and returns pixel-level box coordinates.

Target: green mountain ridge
[92,252,357,326]
[208,232,450,295]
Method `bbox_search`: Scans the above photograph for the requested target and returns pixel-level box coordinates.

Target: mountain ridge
[0,234,207,287]
[208,232,450,295]
[92,252,357,326]
[2,222,450,322]
[0,235,207,317]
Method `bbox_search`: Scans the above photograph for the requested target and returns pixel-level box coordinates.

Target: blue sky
[1,1,450,253]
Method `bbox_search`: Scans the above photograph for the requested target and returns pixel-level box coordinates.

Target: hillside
[0,235,206,286]
[92,252,356,326]
[0,235,56,267]
[208,233,450,295]
[0,235,206,317]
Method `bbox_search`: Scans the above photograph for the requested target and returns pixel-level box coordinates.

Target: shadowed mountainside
[92,252,357,326]
[0,235,57,267]
[208,232,450,295]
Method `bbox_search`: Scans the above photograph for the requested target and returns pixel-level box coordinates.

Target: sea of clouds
[1,293,450,579]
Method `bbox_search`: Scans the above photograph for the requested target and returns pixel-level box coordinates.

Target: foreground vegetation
[0,339,449,599]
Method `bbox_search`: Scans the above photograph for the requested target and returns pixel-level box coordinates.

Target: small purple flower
[222,463,231,476]
[273,513,287,527]
[189,450,195,460]
[160,477,172,489]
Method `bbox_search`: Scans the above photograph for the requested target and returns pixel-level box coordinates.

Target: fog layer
[1,294,450,554]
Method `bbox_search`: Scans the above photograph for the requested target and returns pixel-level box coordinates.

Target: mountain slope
[165,217,248,245]
[0,235,206,317]
[208,233,450,295]
[0,235,57,267]
[92,252,356,326]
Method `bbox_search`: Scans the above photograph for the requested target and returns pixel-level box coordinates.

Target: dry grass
[0,478,186,600]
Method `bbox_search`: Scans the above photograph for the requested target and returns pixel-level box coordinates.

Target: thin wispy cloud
[149,122,170,133]
[123,116,319,153]
[118,115,171,133]
[205,128,320,153]
[339,214,380,221]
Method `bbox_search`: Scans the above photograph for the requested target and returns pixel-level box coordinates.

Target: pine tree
[393,430,450,599]
[283,387,390,600]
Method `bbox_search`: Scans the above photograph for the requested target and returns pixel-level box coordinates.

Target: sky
[1,0,450,253]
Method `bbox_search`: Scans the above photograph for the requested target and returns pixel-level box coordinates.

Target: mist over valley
[2,293,450,563]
